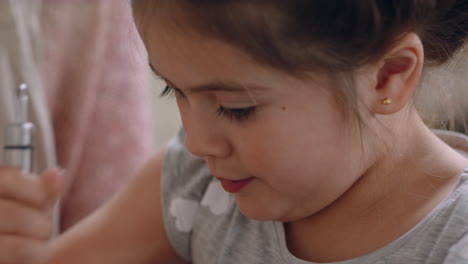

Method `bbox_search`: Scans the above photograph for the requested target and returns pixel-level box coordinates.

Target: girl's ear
[370,33,424,115]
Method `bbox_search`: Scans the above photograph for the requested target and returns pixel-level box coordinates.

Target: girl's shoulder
[445,227,468,264]
[443,176,468,263]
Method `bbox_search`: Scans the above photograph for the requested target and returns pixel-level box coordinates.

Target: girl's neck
[285,112,468,263]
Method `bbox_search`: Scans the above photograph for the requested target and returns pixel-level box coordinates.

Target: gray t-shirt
[161,129,468,264]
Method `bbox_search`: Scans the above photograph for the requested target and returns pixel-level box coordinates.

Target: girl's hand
[0,166,64,264]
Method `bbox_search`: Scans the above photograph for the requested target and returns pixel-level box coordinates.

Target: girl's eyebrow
[149,62,268,94]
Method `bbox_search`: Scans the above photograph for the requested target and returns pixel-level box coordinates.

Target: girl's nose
[182,112,232,160]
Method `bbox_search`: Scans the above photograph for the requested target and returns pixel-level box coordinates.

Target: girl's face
[140,22,375,222]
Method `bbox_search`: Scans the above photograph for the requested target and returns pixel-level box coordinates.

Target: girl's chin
[235,197,286,221]
[235,196,316,222]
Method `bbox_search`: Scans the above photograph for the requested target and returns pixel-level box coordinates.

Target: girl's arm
[46,148,186,264]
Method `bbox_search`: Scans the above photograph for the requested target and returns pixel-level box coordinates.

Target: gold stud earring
[383,98,392,105]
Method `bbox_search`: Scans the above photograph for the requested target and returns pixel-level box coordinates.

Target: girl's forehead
[146,33,326,97]
[144,27,269,87]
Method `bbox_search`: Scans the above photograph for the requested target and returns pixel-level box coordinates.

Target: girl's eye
[160,85,186,98]
[216,106,256,122]
[160,85,256,122]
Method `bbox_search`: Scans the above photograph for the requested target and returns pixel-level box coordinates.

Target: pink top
[41,0,152,230]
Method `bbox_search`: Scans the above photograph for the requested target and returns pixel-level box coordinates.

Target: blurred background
[149,78,181,150]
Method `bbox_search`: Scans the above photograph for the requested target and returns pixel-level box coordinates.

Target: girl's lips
[217,177,255,193]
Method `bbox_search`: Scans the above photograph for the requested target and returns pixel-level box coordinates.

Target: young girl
[1,1,468,263]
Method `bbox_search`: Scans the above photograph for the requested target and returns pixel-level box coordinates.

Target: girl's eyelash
[160,85,173,97]
[216,106,256,122]
[160,85,185,98]
[161,85,256,122]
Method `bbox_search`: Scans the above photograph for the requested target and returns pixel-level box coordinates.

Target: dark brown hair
[133,0,468,128]
[134,0,468,69]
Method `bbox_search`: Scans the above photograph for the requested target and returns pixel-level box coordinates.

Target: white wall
[148,76,181,151]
